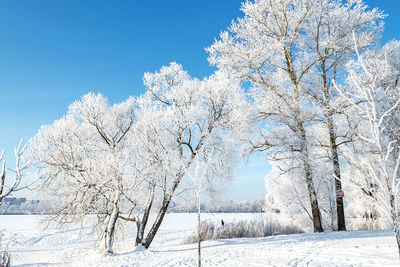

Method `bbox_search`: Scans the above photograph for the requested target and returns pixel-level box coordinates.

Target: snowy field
[1,214,400,266]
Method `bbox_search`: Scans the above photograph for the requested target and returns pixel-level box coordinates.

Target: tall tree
[207,0,384,231]
[304,0,384,230]
[208,0,324,232]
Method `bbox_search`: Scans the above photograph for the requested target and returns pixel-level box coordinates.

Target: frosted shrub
[183,218,303,244]
[347,217,391,231]
[348,220,381,231]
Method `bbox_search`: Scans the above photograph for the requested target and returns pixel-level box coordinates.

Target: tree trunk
[105,200,119,253]
[305,162,324,233]
[327,116,346,231]
[291,75,323,233]
[300,124,324,233]
[135,220,143,247]
[319,60,346,231]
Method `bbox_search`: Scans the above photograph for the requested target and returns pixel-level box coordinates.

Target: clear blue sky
[0,0,398,201]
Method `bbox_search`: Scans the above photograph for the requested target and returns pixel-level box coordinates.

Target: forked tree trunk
[143,200,169,248]
[135,186,155,246]
[142,174,186,249]
[140,144,203,249]
[142,151,200,249]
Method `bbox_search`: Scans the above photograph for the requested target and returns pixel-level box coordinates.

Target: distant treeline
[0,198,271,214]
[0,198,54,215]
[168,199,270,213]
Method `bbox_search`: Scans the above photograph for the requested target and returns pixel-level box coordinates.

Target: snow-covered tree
[339,40,400,256]
[28,93,138,253]
[208,0,323,232]
[303,0,384,230]
[132,63,250,249]
[28,63,250,252]
[0,140,29,204]
[207,0,384,232]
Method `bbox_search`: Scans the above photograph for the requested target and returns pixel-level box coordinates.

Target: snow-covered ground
[1,214,399,266]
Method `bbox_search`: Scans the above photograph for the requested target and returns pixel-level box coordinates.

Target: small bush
[183,218,303,244]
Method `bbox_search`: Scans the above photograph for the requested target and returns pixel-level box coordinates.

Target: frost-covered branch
[0,139,29,204]
[339,39,400,256]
